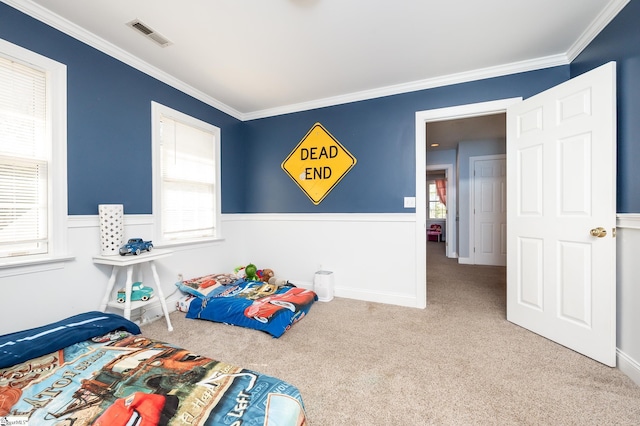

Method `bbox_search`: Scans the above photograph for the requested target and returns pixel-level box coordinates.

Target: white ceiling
[427,114,506,152]
[7,0,627,120]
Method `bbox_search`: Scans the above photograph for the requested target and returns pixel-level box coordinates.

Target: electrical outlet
[404,197,416,208]
[177,273,183,282]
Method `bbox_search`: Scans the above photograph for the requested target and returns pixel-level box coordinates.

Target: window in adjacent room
[0,40,67,264]
[152,102,221,245]
[428,181,447,219]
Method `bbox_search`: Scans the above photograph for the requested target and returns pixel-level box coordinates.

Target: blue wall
[242,68,568,213]
[570,0,640,213]
[0,3,246,215]
[0,3,569,216]
[10,1,639,215]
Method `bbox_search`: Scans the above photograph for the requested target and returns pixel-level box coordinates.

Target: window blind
[160,116,216,240]
[0,56,48,257]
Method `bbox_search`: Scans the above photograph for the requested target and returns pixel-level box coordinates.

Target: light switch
[404,197,416,208]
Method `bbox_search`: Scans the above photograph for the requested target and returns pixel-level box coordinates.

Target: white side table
[94,249,173,331]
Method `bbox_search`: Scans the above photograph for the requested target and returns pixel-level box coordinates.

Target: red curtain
[435,179,447,206]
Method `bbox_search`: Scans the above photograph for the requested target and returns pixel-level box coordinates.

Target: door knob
[590,227,607,238]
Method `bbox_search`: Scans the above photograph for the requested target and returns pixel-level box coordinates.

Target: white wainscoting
[0,213,420,335]
[616,214,640,386]
[222,213,419,307]
[0,215,229,335]
[2,211,638,386]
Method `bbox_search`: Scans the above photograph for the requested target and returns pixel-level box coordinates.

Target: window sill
[153,237,225,251]
[0,254,76,277]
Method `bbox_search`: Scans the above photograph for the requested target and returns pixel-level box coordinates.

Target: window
[0,40,67,264]
[152,102,221,245]
[428,182,446,219]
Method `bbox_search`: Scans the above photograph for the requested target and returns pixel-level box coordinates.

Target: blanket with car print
[0,312,308,425]
[183,278,318,338]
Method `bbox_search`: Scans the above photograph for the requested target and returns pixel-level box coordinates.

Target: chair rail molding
[616,213,640,229]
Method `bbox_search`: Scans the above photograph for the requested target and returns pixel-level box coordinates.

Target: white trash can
[314,270,334,302]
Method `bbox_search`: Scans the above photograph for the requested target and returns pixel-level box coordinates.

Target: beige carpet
[141,242,640,425]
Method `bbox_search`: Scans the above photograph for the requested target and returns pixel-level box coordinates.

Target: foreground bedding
[178,275,318,338]
[0,312,307,425]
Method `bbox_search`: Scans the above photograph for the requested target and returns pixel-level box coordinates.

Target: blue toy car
[117,282,154,303]
[119,238,153,256]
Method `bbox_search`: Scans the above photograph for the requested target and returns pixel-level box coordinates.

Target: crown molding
[243,54,569,120]
[566,0,631,62]
[3,0,626,122]
[2,0,244,121]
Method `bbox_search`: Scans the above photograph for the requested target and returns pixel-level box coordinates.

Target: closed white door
[473,157,506,266]
[506,62,616,366]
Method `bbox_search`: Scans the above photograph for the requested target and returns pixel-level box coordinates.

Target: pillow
[176,273,239,299]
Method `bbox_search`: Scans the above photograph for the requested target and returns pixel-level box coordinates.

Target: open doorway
[414,98,521,308]
[417,64,618,366]
[426,113,506,263]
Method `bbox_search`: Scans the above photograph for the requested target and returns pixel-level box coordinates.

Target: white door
[473,157,506,266]
[506,62,616,366]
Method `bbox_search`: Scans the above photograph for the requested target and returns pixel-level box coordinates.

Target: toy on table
[119,238,153,256]
[117,282,154,303]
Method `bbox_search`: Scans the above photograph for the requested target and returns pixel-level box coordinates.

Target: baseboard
[277,279,420,308]
[457,257,472,264]
[289,279,314,290]
[617,349,640,386]
[336,287,419,308]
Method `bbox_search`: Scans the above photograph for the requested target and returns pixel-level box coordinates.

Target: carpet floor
[141,241,640,425]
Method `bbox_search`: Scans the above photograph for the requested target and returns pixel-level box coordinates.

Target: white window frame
[151,101,222,247]
[0,39,69,271]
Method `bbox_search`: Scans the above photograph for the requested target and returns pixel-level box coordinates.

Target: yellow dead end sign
[282,123,357,205]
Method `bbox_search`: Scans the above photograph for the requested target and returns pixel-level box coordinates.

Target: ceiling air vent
[127,19,172,47]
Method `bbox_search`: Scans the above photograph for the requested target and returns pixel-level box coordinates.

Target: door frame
[426,163,455,258]
[415,97,521,308]
[468,154,506,265]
